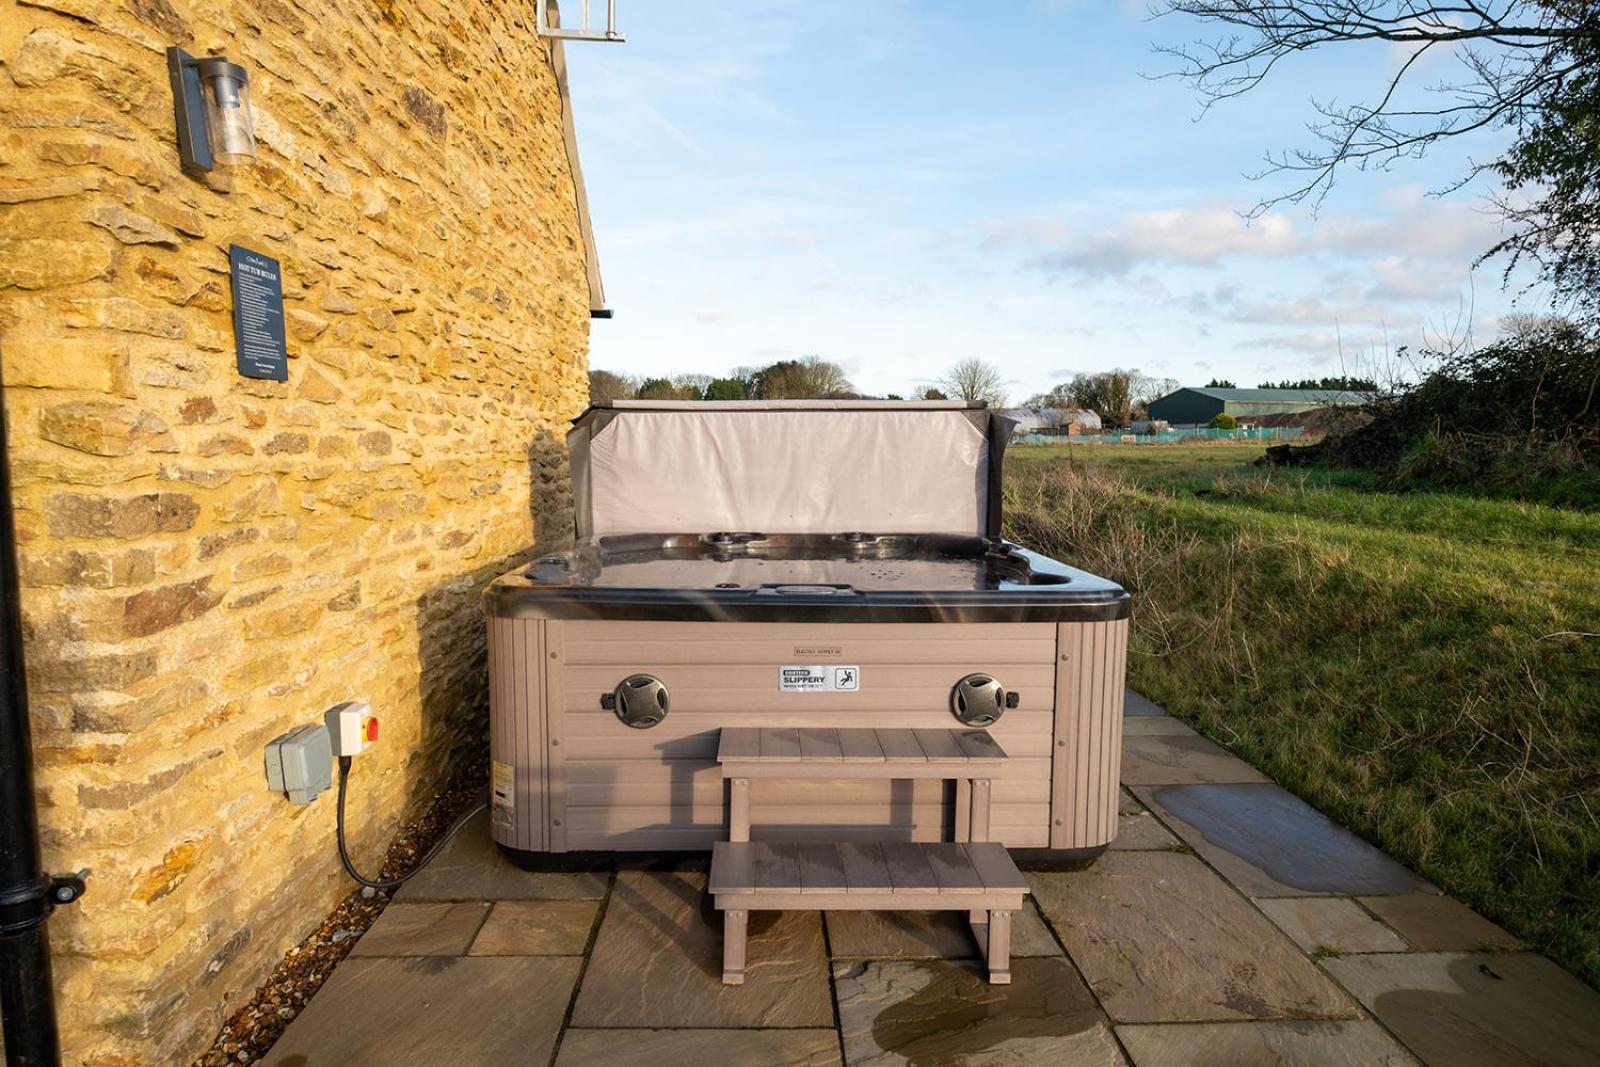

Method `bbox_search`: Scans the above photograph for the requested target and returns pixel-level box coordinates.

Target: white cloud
[995,189,1507,279]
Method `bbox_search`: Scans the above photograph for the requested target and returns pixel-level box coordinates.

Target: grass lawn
[1004,441,1600,987]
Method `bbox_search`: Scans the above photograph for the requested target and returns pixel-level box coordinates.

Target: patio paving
[835,957,1125,1065]
[1135,782,1436,897]
[265,688,1600,1066]
[1116,1020,1419,1066]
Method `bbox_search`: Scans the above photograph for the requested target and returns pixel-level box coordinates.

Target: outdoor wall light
[166,47,256,176]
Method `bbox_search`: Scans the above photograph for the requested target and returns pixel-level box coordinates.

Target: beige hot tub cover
[567,400,1016,539]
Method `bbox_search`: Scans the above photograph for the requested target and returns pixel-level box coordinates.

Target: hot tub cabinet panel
[488,617,1128,856]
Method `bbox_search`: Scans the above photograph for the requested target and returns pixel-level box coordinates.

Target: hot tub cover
[569,400,1014,540]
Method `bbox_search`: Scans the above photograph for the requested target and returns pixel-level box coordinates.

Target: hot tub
[484,400,1130,863]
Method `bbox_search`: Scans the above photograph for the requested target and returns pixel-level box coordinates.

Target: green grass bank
[1005,442,1600,987]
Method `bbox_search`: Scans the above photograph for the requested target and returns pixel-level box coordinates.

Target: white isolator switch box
[325,700,378,757]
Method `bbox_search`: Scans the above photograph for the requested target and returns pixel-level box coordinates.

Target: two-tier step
[708,726,1030,985]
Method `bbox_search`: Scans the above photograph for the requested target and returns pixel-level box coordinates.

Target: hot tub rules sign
[228,245,289,381]
[780,665,861,692]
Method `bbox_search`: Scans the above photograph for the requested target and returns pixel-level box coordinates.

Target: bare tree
[752,356,855,399]
[1154,2,1600,310]
[588,369,637,402]
[940,358,1008,407]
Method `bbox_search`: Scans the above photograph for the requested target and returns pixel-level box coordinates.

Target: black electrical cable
[335,756,487,891]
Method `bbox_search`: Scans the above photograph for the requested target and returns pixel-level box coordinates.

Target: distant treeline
[1204,376,1379,391]
[588,357,941,403]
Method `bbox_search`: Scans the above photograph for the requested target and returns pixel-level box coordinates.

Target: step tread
[718,727,1006,766]
[710,840,1028,896]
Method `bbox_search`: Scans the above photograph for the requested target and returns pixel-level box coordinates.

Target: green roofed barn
[1147,387,1368,425]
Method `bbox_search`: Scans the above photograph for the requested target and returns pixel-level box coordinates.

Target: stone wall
[0,1,591,1061]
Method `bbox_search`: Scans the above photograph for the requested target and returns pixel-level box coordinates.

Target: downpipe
[0,366,86,1066]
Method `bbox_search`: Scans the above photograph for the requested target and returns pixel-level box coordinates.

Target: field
[1004,441,1600,986]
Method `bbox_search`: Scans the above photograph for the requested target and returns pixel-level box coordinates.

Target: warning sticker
[491,760,515,831]
[779,665,861,692]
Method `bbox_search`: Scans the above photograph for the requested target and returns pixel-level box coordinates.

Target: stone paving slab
[826,907,1060,959]
[262,955,580,1067]
[1136,783,1434,897]
[1116,1020,1420,1066]
[1124,690,1167,716]
[1256,897,1408,955]
[397,811,609,901]
[571,870,833,1028]
[834,957,1127,1066]
[1032,852,1356,1024]
[469,899,599,956]
[1121,734,1271,785]
[349,901,490,957]
[1356,893,1518,951]
[556,1028,842,1066]
[1110,810,1181,850]
[1122,716,1197,736]
[1321,951,1600,1067]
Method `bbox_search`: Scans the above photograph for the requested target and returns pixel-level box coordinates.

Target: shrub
[1208,412,1238,429]
[1322,317,1599,500]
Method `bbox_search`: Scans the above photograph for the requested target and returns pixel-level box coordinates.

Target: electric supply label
[229,244,289,381]
[779,665,861,692]
[491,760,515,831]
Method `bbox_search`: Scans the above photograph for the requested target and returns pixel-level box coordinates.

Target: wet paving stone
[1135,783,1434,897]
[1256,897,1408,955]
[469,899,599,956]
[1122,716,1197,736]
[556,1028,842,1066]
[1124,690,1167,717]
[1356,893,1519,951]
[826,907,1060,959]
[262,956,580,1066]
[571,870,832,1028]
[1321,951,1600,1067]
[1116,1019,1420,1066]
[1121,734,1271,786]
[397,811,609,902]
[349,901,490,957]
[834,957,1126,1066]
[1032,852,1356,1024]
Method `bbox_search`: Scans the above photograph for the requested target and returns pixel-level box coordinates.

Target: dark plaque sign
[229,244,288,381]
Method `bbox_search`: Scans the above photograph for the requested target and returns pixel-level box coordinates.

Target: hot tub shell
[485,401,1130,861]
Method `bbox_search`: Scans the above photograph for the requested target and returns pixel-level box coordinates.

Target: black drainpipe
[0,366,86,1066]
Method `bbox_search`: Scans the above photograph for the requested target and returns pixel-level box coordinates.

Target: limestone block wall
[0,1,591,1061]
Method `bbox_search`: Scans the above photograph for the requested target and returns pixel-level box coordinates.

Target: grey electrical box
[265,723,333,805]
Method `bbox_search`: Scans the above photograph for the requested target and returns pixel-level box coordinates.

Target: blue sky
[565,1,1535,401]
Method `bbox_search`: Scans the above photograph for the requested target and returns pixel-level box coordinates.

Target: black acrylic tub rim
[481,536,1132,624]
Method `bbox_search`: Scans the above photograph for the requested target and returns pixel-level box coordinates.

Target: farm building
[1147,387,1367,425]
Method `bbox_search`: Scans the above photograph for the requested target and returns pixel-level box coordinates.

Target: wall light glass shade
[199,60,256,166]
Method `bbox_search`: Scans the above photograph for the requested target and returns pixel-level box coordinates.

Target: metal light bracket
[537,0,624,42]
[167,47,255,176]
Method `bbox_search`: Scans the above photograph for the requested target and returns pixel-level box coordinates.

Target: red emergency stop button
[365,717,379,742]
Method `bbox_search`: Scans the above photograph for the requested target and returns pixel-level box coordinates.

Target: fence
[1013,426,1306,446]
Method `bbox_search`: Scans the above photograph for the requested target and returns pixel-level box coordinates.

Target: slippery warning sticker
[779,665,861,692]
[491,760,515,830]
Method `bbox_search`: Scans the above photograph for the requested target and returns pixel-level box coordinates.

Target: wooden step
[710,840,1027,899]
[710,840,1029,987]
[718,727,1006,779]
